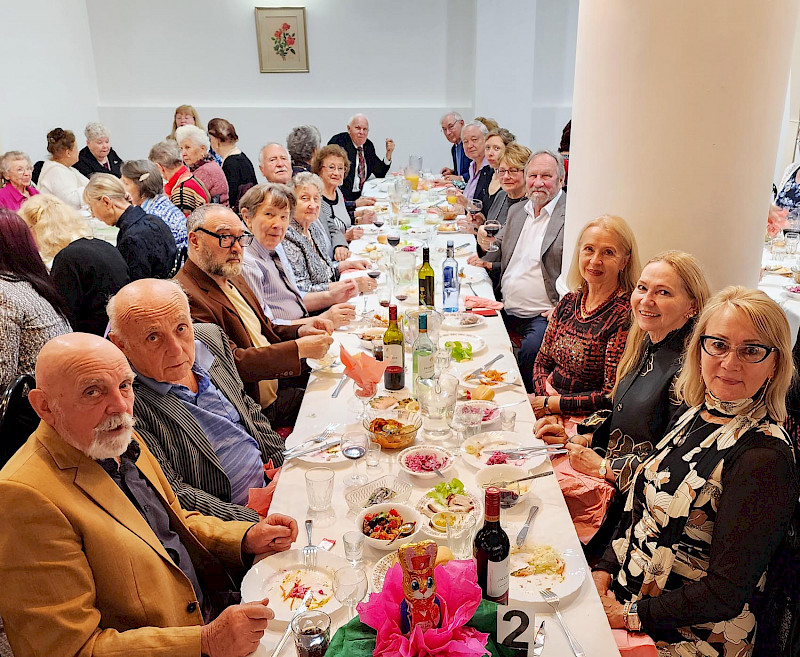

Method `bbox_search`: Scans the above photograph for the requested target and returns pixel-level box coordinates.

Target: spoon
[432,467,446,479]
[386,522,417,545]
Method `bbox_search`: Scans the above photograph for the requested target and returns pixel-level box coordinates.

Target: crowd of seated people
[0,107,799,657]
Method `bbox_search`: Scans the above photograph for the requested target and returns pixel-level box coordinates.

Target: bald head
[30,333,136,459]
[108,279,196,386]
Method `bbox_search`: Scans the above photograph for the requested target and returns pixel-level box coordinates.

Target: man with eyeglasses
[439,111,471,182]
[176,204,333,425]
[328,113,394,204]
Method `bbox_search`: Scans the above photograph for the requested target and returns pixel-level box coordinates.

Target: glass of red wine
[341,430,369,487]
[387,230,401,248]
[373,216,385,229]
[484,217,501,252]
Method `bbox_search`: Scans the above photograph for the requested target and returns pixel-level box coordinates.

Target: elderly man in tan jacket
[0,333,298,657]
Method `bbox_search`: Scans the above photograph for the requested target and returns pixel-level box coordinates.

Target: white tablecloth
[760,246,800,346]
[250,186,622,656]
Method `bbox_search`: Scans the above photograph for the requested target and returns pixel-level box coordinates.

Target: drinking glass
[305,468,334,512]
[786,232,800,255]
[291,610,331,657]
[448,404,483,456]
[366,440,382,468]
[417,374,459,439]
[341,431,369,487]
[484,217,501,252]
[343,531,365,566]
[333,566,369,620]
[434,349,452,378]
[353,383,377,422]
[501,409,517,432]
[446,513,478,559]
[467,198,483,222]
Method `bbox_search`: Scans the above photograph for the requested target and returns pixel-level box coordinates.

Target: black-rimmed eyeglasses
[699,335,777,364]
[194,227,254,248]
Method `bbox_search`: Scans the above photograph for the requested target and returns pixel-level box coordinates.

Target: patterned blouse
[142,194,188,248]
[776,164,800,211]
[0,279,71,390]
[282,219,336,293]
[532,289,631,414]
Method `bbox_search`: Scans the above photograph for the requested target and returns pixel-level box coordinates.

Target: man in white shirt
[468,150,566,392]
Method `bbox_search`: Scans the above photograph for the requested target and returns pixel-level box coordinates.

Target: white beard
[84,413,136,460]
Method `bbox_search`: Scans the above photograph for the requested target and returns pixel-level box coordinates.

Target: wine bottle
[442,240,459,313]
[418,246,435,307]
[412,312,435,396]
[383,304,405,391]
[474,487,510,603]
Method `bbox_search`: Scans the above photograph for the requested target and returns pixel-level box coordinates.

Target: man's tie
[357,146,367,190]
[270,250,308,316]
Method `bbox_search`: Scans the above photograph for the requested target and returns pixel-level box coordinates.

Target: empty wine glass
[341,430,369,487]
[484,217,501,252]
[333,566,368,620]
[447,403,482,457]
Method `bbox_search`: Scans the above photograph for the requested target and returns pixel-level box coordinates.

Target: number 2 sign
[496,602,538,655]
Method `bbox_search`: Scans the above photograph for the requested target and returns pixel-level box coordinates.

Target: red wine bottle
[474,487,510,603]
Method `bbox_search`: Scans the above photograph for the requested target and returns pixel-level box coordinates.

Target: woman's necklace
[580,285,620,319]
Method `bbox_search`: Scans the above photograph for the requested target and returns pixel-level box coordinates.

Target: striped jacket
[132,323,285,521]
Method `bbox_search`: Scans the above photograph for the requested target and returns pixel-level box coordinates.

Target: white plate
[415,486,482,537]
[785,286,800,300]
[306,356,344,374]
[439,333,486,357]
[462,367,520,388]
[406,226,431,237]
[502,533,587,605]
[442,313,485,331]
[397,445,454,479]
[462,431,547,470]
[240,548,348,623]
[437,223,460,234]
[372,551,399,592]
[295,441,348,465]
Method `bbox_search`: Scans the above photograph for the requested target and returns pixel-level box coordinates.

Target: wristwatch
[624,601,641,632]
[543,396,550,414]
[598,458,608,479]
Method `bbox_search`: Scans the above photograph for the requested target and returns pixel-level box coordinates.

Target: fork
[539,589,585,657]
[283,424,337,456]
[303,519,317,568]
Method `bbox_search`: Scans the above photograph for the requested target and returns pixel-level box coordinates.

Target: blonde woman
[20,194,129,335]
[530,215,641,417]
[593,287,798,657]
[167,104,223,166]
[84,173,176,281]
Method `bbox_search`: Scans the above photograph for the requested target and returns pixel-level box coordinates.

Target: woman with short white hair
[0,151,38,211]
[175,124,229,207]
[74,122,123,178]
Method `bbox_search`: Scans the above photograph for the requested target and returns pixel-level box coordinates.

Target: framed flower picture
[254,7,309,73]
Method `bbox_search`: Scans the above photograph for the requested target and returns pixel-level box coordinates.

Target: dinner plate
[441,313,486,331]
[240,548,348,623]
[415,486,482,538]
[501,531,587,605]
[785,284,800,301]
[462,431,547,470]
[372,551,399,592]
[439,333,486,356]
[294,441,348,465]
[461,367,520,387]
[437,222,460,234]
[306,354,345,374]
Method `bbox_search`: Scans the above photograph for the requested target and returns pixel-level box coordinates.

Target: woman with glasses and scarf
[592,286,798,657]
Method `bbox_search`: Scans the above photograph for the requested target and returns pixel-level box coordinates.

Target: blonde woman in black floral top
[594,287,798,657]
[530,215,641,417]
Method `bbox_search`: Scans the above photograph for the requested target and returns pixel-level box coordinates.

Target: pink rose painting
[272,22,297,60]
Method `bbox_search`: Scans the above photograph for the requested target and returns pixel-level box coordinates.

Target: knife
[270,589,313,657]
[533,621,546,657]
[466,354,504,381]
[284,425,340,455]
[331,374,349,398]
[516,505,539,547]
[283,438,341,461]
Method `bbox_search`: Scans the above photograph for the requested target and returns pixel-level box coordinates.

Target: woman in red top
[530,215,641,418]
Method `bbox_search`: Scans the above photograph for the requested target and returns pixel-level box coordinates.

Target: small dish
[397,445,454,479]
[474,464,536,508]
[357,502,421,551]
[344,475,412,512]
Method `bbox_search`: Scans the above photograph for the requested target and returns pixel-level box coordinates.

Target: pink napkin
[613,629,658,656]
[246,461,281,518]
[551,455,616,544]
[357,559,490,657]
[340,345,387,396]
[464,296,504,311]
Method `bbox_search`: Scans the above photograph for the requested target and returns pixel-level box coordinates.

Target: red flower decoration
[286,36,295,45]
[282,22,291,31]
[274,29,282,38]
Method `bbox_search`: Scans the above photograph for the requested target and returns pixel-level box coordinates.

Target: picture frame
[254,7,309,73]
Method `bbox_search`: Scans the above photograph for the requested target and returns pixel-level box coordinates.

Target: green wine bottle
[418,246,435,307]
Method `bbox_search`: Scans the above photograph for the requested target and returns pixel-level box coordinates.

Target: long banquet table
[252,179,622,656]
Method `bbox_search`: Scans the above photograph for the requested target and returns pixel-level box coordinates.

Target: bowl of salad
[357,503,421,550]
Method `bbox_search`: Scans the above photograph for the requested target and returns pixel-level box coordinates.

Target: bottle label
[487,557,509,599]
[385,344,404,369]
[416,353,434,379]
[443,265,456,285]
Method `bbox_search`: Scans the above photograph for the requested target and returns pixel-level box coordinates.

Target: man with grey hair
[328,113,394,204]
[74,121,123,178]
[259,143,292,184]
[108,278,286,521]
[440,111,470,182]
[175,204,332,425]
[461,120,492,206]
[287,125,321,175]
[468,150,566,392]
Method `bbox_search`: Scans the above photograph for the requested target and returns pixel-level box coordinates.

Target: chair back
[0,374,38,467]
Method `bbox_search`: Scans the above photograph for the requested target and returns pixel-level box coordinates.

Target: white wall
[0,0,99,160]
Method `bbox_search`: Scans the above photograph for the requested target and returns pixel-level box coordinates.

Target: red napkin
[464,296,504,313]
[613,629,658,656]
[340,345,387,396]
[246,461,281,518]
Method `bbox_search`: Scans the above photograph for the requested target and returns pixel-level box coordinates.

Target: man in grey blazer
[108,278,285,522]
[468,150,566,392]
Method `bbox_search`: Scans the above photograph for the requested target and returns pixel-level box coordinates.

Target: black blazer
[471,164,495,214]
[327,132,390,203]
[451,141,471,181]
[115,205,177,281]
[74,146,123,178]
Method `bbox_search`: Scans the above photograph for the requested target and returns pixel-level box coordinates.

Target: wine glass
[484,217,501,252]
[341,430,369,487]
[333,566,368,620]
[467,198,483,222]
[447,403,482,457]
[373,215,385,229]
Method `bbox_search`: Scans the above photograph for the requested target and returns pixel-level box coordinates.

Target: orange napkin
[340,345,387,396]
[464,296,504,310]
[246,461,281,518]
[552,454,616,543]
[613,630,657,656]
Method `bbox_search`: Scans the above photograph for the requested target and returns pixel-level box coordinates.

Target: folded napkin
[613,629,658,656]
[464,296,504,311]
[552,454,616,544]
[246,460,281,517]
[340,345,387,396]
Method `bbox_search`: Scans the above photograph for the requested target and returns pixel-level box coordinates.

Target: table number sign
[496,601,537,655]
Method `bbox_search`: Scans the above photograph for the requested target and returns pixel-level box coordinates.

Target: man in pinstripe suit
[108,279,285,521]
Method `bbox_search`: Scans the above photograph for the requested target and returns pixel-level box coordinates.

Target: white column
[564,0,800,290]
